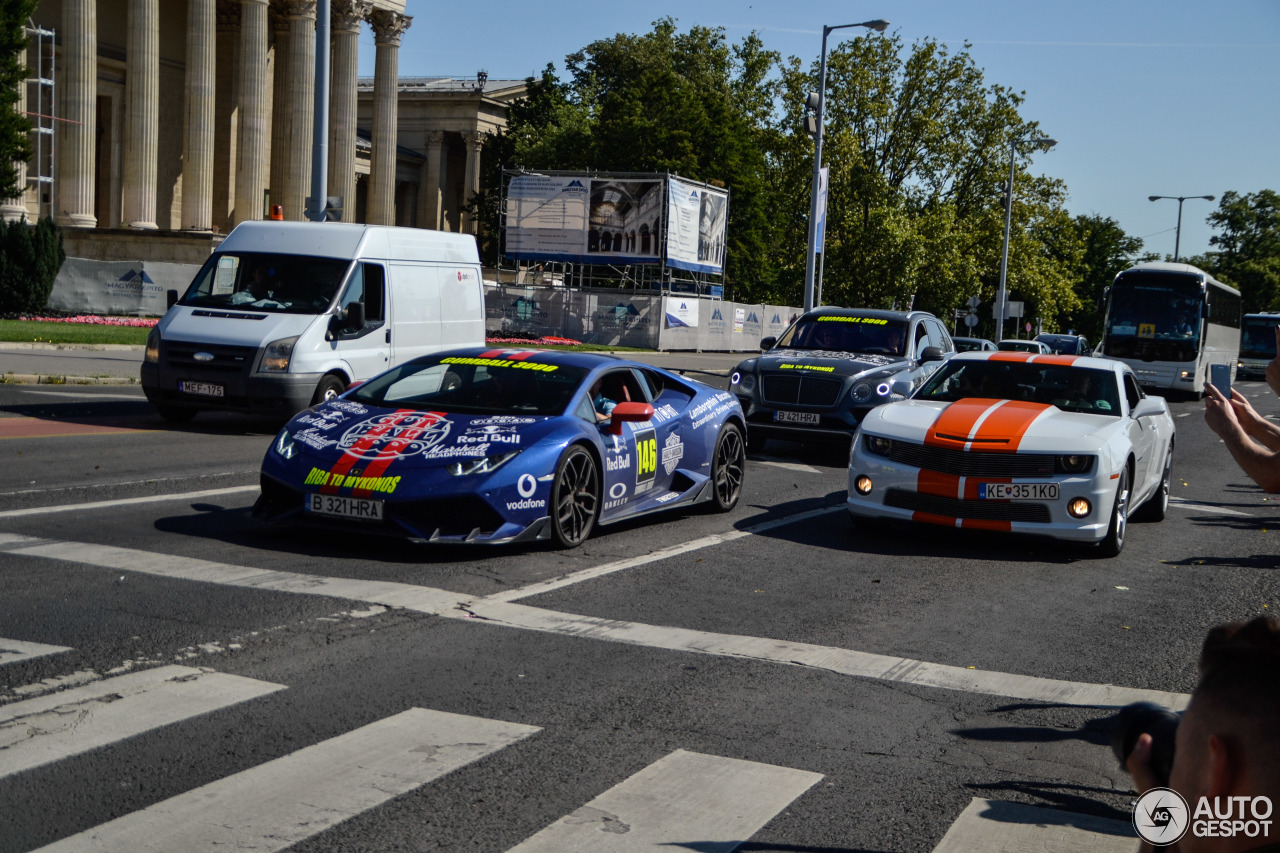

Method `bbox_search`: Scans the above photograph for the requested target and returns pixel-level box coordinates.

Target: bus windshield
[1241,315,1280,359]
[1104,276,1203,362]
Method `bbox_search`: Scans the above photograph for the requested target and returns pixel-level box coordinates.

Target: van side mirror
[166,289,178,309]
[760,336,776,351]
[345,301,365,330]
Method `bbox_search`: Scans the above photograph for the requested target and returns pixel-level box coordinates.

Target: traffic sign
[965,313,979,328]
[968,295,981,309]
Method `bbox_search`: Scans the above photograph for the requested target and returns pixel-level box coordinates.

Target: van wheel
[311,375,346,406]
[155,404,196,423]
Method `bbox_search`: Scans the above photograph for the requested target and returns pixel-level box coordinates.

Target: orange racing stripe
[924,398,1002,448]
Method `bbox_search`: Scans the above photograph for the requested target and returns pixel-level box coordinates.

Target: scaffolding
[25,22,55,219]
[496,169,728,299]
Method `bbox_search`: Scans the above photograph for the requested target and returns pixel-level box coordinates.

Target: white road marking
[17,390,144,400]
[33,708,540,853]
[1176,412,1191,417]
[753,458,823,474]
[0,638,71,667]
[483,505,844,604]
[455,600,1189,710]
[0,665,284,780]
[0,485,258,519]
[0,526,1191,710]
[507,749,822,853]
[1169,497,1255,517]
[931,798,1135,853]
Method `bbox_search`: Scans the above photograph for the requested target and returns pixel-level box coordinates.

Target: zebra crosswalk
[0,656,1140,853]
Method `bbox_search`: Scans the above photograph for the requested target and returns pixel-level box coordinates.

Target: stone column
[416,130,444,231]
[2,36,30,221]
[267,5,289,216]
[460,130,483,235]
[367,9,409,225]
[182,0,216,231]
[280,0,315,221]
[121,0,159,228]
[327,0,368,222]
[57,0,97,227]
[212,1,240,233]
[234,0,269,225]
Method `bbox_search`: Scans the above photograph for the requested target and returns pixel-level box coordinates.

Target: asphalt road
[0,375,1277,852]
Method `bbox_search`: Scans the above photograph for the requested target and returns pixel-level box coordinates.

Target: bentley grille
[761,373,843,407]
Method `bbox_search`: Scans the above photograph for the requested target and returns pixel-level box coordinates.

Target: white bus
[1238,312,1280,380]
[1099,262,1241,397]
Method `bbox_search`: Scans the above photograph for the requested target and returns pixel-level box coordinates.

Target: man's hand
[1267,327,1280,397]
[1205,381,1243,439]
[1125,732,1163,795]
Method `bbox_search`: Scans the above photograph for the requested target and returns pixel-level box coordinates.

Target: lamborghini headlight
[446,450,521,476]
[273,428,299,460]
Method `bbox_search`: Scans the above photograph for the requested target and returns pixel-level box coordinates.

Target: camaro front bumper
[846,448,1118,543]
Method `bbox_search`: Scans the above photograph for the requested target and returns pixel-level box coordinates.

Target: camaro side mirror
[919,346,944,363]
[760,336,776,351]
[609,401,656,435]
[1131,397,1166,419]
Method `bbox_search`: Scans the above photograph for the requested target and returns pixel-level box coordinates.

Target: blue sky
[361,0,1279,262]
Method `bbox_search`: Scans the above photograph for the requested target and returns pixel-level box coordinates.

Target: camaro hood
[160,306,316,348]
[756,347,906,379]
[864,398,1116,453]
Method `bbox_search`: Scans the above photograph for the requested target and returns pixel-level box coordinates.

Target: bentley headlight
[259,336,299,373]
[865,434,893,456]
[1055,454,1094,474]
[274,428,299,460]
[733,371,755,392]
[447,450,521,476]
[852,382,873,403]
[144,327,161,364]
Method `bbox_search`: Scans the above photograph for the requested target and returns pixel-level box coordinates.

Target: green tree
[0,1,37,201]
[0,215,64,314]
[1057,214,1146,341]
[1190,190,1280,313]
[772,33,1081,320]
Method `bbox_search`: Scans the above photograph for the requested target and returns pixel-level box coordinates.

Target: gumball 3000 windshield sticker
[339,411,452,461]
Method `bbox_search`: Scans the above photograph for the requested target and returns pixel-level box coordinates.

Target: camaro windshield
[180,252,351,315]
[917,361,1122,416]
[347,354,590,416]
[777,316,907,355]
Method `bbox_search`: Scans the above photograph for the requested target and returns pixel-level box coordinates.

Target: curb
[1,374,138,386]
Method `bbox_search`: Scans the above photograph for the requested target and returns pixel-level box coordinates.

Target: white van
[141,221,485,421]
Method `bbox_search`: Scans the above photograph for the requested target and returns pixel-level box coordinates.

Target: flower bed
[21,314,158,327]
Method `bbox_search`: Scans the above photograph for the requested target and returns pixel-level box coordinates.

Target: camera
[1110,701,1181,787]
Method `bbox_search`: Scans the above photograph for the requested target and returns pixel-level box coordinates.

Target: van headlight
[274,428,299,460]
[260,336,299,373]
[145,328,161,364]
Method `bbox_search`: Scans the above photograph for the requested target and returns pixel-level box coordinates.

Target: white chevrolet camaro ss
[847,352,1176,556]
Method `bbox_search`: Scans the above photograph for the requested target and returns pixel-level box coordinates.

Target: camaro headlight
[447,450,521,476]
[144,328,161,364]
[1054,454,1094,474]
[865,434,893,456]
[259,336,299,373]
[274,428,299,460]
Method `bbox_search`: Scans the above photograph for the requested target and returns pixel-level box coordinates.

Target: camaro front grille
[884,488,1052,523]
[761,373,843,407]
[876,440,1054,477]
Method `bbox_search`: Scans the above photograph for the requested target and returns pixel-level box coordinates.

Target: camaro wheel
[551,445,600,548]
[1135,448,1172,522]
[311,375,346,406]
[1098,468,1130,557]
[707,423,745,512]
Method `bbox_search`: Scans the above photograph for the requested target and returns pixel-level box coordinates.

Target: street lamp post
[996,135,1056,341]
[803,18,889,313]
[1148,194,1215,262]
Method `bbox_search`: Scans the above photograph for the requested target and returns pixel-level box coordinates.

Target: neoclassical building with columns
[5,0,525,263]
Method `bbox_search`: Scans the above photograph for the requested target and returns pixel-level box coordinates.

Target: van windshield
[180,252,351,314]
